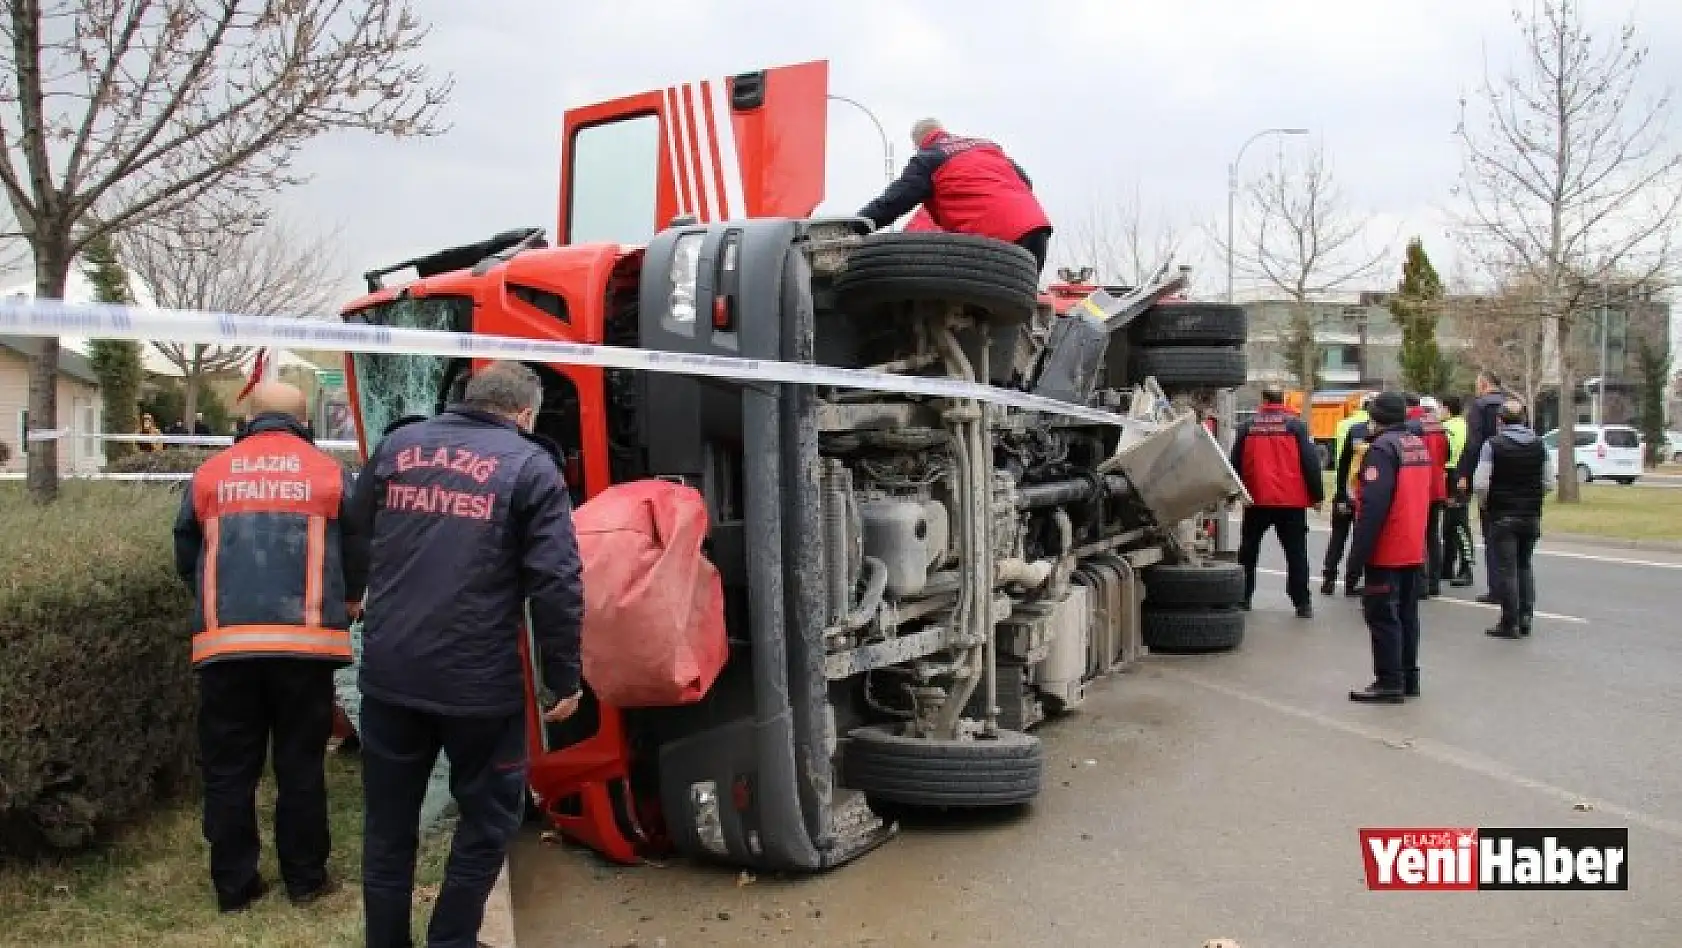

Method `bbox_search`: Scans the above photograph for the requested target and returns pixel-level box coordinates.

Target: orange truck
[1282,389,1370,468]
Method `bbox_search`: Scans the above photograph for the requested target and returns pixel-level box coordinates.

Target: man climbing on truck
[856,118,1054,274]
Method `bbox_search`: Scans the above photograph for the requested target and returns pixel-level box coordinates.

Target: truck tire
[1130,346,1247,390]
[1132,303,1247,347]
[844,725,1042,808]
[836,232,1041,323]
[1141,607,1245,653]
[1142,562,1246,608]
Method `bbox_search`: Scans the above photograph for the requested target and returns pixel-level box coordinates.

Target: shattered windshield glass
[345,296,472,453]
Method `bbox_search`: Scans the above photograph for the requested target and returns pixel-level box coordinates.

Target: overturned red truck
[338,60,1253,872]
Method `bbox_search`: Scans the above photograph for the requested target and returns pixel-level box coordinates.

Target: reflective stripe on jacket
[174,414,365,668]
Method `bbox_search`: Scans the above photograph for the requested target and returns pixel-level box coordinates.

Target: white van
[1543,424,1643,484]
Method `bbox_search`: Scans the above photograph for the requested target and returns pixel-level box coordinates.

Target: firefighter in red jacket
[857,118,1054,274]
[1405,394,1452,598]
[1229,386,1325,618]
[173,382,368,912]
[1347,392,1435,703]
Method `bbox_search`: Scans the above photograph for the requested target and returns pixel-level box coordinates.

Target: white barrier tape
[0,471,191,482]
[0,298,1143,428]
[23,431,359,450]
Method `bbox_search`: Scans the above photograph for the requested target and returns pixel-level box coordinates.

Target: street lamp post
[827,94,895,186]
[1226,127,1309,303]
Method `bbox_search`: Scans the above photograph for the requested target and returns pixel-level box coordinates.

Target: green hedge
[0,484,197,858]
[106,446,362,476]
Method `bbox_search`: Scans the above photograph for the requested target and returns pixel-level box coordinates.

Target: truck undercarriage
[343,217,1250,872]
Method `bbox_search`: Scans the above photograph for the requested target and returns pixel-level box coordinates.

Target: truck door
[559,59,830,245]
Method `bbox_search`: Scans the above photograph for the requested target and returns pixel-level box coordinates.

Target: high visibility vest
[1443,415,1467,469]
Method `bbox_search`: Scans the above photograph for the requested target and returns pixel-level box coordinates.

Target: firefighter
[345,360,584,948]
[1439,394,1475,586]
[172,382,366,913]
[1405,394,1452,598]
[1323,394,1375,596]
[1230,385,1325,617]
[1455,370,1513,601]
[1346,393,1435,703]
[857,118,1054,274]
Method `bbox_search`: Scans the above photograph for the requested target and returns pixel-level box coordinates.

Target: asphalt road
[510,532,1682,947]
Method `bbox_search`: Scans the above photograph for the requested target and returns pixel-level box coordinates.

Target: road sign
[316,368,345,388]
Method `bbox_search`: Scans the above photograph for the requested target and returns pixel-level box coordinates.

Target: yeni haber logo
[1360,827,1628,891]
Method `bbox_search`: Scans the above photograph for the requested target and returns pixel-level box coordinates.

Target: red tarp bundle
[574,479,727,708]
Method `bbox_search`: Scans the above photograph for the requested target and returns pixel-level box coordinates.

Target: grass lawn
[0,749,448,948]
[1531,483,1682,542]
[1319,472,1682,542]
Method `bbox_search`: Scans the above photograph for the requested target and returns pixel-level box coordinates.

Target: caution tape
[0,297,1146,428]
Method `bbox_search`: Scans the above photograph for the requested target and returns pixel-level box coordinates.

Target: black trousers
[1487,516,1541,630]
[1442,499,1474,579]
[1015,226,1053,276]
[1323,506,1362,588]
[1424,501,1444,594]
[1362,566,1423,691]
[1237,506,1311,607]
[361,696,528,948]
[197,658,336,907]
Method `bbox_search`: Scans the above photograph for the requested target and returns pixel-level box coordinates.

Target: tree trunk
[26,237,72,504]
[185,346,202,431]
[1555,314,1581,503]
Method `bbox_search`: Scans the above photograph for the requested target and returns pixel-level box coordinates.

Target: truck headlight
[690,780,727,857]
[669,233,704,326]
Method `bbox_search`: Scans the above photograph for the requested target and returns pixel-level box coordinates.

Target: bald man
[174,381,369,913]
[857,117,1054,273]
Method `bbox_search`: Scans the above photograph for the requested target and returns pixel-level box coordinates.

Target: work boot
[1238,600,1251,611]
[1295,601,1314,619]
[218,877,270,914]
[1485,624,1522,639]
[1344,583,1364,597]
[1349,682,1405,704]
[1449,572,1473,587]
[1320,574,1337,596]
[1404,671,1421,698]
[289,876,339,907]
[1476,593,1499,605]
[1520,615,1533,637]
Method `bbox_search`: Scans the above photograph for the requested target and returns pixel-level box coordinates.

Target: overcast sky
[204,0,1682,348]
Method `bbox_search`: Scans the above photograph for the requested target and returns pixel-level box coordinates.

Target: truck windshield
[344,295,472,451]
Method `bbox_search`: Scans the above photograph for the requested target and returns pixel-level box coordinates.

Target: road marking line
[1228,516,1682,569]
[1159,666,1682,843]
[1251,568,1588,624]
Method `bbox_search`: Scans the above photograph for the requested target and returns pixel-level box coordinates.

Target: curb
[477,857,518,948]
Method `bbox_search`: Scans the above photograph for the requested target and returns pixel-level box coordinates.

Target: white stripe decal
[707,78,746,220]
[684,83,722,221]
[668,85,704,220]
[662,87,691,216]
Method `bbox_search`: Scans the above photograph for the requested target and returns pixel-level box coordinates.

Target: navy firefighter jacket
[345,407,585,717]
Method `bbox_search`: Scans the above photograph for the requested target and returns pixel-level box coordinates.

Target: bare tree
[1227,143,1389,392]
[1053,183,1182,287]
[1,1,450,502]
[1453,0,1682,501]
[1456,279,1552,415]
[120,209,345,423]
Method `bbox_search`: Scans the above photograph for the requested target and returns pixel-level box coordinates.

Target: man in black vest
[1472,397,1555,638]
